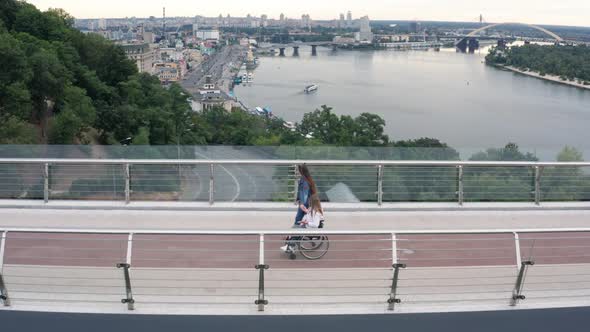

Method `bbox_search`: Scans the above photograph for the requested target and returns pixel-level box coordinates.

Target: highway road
[181,45,246,95]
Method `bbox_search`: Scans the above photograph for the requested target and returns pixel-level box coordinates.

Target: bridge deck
[1,203,589,315]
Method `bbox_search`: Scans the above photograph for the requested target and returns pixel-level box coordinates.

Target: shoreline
[499,65,590,91]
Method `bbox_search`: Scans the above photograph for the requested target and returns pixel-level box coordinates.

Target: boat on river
[304,84,319,93]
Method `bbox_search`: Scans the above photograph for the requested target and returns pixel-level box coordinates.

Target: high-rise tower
[162,7,166,41]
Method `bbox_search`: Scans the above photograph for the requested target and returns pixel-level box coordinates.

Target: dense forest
[486,44,590,84]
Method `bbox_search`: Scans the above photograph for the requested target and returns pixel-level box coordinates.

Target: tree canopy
[0,0,192,145]
[486,44,590,84]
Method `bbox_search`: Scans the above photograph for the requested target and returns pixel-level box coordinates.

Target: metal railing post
[534,166,543,205]
[124,164,131,204]
[209,163,215,205]
[0,231,10,306]
[43,163,49,203]
[388,233,404,310]
[388,263,406,311]
[457,165,464,206]
[117,233,134,310]
[391,233,398,265]
[377,165,384,206]
[510,260,535,306]
[514,232,522,271]
[255,234,269,311]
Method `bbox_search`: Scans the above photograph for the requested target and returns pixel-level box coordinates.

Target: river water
[234,46,590,158]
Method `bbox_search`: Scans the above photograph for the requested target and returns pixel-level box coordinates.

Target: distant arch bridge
[467,22,563,41]
[456,22,563,52]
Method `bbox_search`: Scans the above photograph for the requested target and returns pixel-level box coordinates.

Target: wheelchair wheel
[299,235,324,250]
[299,236,329,260]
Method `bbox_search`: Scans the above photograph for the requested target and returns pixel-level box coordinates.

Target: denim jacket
[297,178,311,208]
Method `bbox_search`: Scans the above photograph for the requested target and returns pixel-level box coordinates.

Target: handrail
[1,227,589,235]
[0,158,590,167]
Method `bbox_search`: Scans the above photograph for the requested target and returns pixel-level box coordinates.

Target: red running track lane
[132,234,259,269]
[397,233,517,268]
[264,235,393,269]
[3,232,128,267]
[519,232,590,265]
[3,232,590,269]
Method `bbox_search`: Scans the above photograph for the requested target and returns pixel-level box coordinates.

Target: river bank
[500,65,590,91]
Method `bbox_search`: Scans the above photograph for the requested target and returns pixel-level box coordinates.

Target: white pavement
[1,202,590,232]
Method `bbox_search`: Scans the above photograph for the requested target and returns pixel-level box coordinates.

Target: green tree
[49,108,82,144]
[299,105,343,144]
[353,113,389,146]
[28,49,69,136]
[59,85,96,126]
[0,115,37,144]
[470,143,538,161]
[132,127,151,145]
[557,146,584,162]
[543,147,588,201]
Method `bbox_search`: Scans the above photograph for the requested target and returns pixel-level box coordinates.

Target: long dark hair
[309,194,323,215]
[298,164,317,195]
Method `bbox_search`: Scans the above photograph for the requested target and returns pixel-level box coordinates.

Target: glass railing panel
[307,165,378,203]
[130,164,210,202]
[213,164,296,203]
[463,166,534,202]
[131,234,259,307]
[383,166,457,202]
[48,164,125,201]
[541,166,590,202]
[264,233,393,309]
[0,163,44,199]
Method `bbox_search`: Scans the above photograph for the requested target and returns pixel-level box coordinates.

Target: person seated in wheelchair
[281,194,324,253]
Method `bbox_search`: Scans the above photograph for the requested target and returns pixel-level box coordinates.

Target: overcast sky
[27,0,590,27]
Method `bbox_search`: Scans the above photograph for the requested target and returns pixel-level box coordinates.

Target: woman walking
[281,164,318,252]
[294,164,317,225]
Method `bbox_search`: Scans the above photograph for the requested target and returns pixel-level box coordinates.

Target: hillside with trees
[0,0,206,145]
[486,44,590,84]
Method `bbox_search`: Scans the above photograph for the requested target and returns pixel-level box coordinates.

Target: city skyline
[26,0,590,27]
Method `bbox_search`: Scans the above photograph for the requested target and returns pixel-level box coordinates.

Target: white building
[142,31,154,43]
[347,11,352,28]
[195,30,220,41]
[261,15,268,27]
[98,18,107,30]
[301,14,311,30]
[121,43,155,74]
[357,16,373,42]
